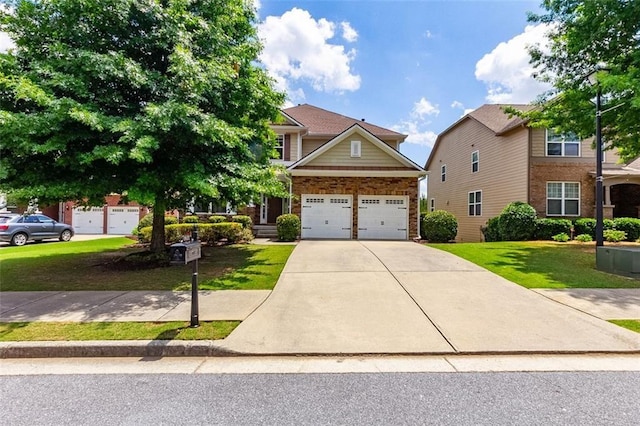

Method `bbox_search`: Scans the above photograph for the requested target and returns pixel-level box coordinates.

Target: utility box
[169,241,201,265]
[596,246,640,278]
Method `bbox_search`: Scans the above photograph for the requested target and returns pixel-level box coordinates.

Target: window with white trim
[351,140,361,157]
[468,190,482,216]
[274,134,284,160]
[471,150,479,173]
[430,198,435,212]
[441,164,446,182]
[546,129,580,157]
[547,182,580,216]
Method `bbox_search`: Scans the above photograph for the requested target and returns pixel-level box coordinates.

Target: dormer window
[275,134,284,160]
[351,140,361,157]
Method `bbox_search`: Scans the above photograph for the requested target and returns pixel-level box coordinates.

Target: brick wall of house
[529,162,595,218]
[291,176,419,239]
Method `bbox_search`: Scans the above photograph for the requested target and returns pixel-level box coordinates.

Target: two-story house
[425,104,640,242]
[249,104,427,240]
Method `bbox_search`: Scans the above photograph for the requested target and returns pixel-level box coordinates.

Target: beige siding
[532,129,622,164]
[301,138,326,157]
[426,119,529,242]
[288,133,299,161]
[306,137,404,167]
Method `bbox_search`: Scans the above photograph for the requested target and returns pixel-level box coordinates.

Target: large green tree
[513,0,640,161]
[0,0,285,253]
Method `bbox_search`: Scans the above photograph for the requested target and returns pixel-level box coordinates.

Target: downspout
[288,175,293,213]
[417,175,427,240]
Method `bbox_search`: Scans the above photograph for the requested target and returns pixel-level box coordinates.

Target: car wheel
[59,229,72,242]
[11,233,28,246]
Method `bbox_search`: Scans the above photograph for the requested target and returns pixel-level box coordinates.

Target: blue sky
[0,1,553,168]
[256,0,553,167]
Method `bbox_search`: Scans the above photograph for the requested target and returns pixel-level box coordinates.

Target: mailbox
[169,241,201,265]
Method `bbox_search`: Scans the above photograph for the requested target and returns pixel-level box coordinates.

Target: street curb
[2,341,640,359]
[0,340,241,358]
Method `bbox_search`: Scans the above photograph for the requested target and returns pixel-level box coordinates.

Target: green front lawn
[0,321,239,341]
[429,241,640,289]
[0,238,295,291]
[609,320,640,333]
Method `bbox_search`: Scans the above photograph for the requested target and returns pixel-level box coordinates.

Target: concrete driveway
[220,240,640,355]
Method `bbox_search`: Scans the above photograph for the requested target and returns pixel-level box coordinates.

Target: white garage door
[301,194,352,239]
[358,195,408,240]
[108,207,140,235]
[72,207,104,234]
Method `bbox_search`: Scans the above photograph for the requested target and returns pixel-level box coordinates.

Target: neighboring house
[425,104,639,242]
[249,104,426,240]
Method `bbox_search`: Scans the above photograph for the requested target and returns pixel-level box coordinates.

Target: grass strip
[429,241,640,289]
[0,321,240,341]
[609,320,640,333]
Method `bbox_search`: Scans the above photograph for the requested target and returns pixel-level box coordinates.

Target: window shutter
[284,135,291,161]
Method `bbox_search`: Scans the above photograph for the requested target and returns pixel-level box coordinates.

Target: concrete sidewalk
[219,240,640,355]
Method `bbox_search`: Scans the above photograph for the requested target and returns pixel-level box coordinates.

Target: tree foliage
[509,0,640,162]
[0,0,285,252]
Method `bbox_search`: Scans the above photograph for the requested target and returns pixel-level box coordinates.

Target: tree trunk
[149,195,167,254]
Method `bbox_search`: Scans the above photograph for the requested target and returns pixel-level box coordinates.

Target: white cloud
[0,31,14,53]
[392,97,439,147]
[475,24,553,104]
[424,30,434,39]
[258,8,361,99]
[450,101,475,117]
[412,97,439,118]
[341,22,358,42]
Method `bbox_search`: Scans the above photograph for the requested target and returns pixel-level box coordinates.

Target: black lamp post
[587,64,609,247]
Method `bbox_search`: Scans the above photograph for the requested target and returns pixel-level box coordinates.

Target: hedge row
[138,223,251,244]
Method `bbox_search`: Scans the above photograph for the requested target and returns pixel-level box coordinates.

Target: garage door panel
[301,195,352,239]
[72,207,104,234]
[108,207,140,235]
[358,196,408,240]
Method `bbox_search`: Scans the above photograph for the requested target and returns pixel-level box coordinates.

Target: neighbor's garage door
[107,207,140,234]
[72,207,104,234]
[358,195,408,240]
[301,194,352,239]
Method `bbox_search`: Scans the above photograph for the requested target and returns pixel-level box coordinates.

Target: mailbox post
[169,225,202,327]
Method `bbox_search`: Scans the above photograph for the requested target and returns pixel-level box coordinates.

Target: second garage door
[72,207,104,234]
[301,194,352,239]
[358,195,408,240]
[108,207,140,235]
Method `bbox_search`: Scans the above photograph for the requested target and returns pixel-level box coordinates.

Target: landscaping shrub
[613,217,640,241]
[183,215,200,223]
[136,213,177,233]
[575,234,593,242]
[208,215,226,223]
[497,202,537,241]
[231,215,253,229]
[138,223,246,244]
[481,216,501,242]
[276,214,300,241]
[421,210,458,243]
[574,218,615,238]
[552,233,569,242]
[534,218,573,240]
[604,229,626,243]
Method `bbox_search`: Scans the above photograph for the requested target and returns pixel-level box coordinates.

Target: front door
[266,197,283,224]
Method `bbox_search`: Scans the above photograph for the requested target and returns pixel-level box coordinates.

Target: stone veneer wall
[529,162,595,218]
[291,176,419,239]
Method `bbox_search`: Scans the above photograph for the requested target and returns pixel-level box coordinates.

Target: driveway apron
[220,241,640,355]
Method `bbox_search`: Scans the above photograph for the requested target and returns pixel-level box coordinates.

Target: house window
[351,140,361,157]
[430,198,435,212]
[468,191,482,216]
[471,150,479,173]
[274,135,284,160]
[546,129,580,157]
[547,182,580,216]
[441,164,446,182]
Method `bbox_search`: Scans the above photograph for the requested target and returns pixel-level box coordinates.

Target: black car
[0,214,75,246]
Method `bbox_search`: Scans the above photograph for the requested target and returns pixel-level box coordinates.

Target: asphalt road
[2,371,639,425]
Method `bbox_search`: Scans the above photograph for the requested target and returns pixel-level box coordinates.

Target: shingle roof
[467,104,535,135]
[282,104,406,139]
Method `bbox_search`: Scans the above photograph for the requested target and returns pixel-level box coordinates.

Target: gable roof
[282,104,406,140]
[288,123,425,177]
[425,104,534,170]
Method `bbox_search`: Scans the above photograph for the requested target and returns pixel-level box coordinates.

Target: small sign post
[169,225,202,327]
